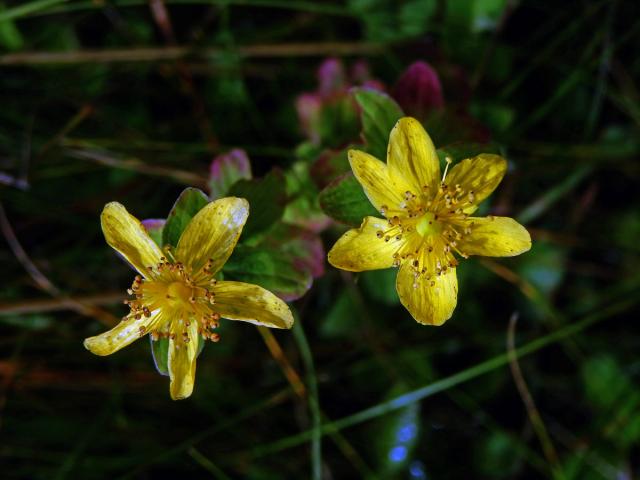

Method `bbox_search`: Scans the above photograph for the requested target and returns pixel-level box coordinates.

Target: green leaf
[228,169,287,238]
[208,149,252,200]
[319,172,378,226]
[162,188,209,248]
[224,245,311,301]
[352,87,404,159]
[141,219,166,247]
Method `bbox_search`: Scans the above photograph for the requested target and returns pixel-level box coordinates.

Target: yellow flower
[328,117,531,326]
[84,198,294,400]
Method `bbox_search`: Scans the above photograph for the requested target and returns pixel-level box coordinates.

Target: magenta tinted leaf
[262,223,325,279]
[318,57,346,97]
[296,93,323,144]
[392,61,444,122]
[208,149,252,200]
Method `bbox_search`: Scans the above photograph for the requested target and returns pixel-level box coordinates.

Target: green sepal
[150,335,206,377]
[150,336,170,376]
[162,187,209,248]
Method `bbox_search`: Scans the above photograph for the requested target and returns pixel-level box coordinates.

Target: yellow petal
[396,261,458,326]
[348,149,414,213]
[168,321,198,400]
[387,117,440,193]
[328,216,399,271]
[213,281,294,329]
[458,216,531,257]
[101,202,163,276]
[84,311,161,356]
[176,197,249,273]
[445,154,507,214]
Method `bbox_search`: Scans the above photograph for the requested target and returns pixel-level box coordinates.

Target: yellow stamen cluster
[374,166,481,287]
[123,250,222,346]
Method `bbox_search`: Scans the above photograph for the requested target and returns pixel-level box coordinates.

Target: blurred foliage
[1,0,639,479]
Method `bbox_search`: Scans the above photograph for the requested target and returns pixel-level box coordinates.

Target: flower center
[124,255,222,344]
[415,212,442,237]
[165,281,193,307]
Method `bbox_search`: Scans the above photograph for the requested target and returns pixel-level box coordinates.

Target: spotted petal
[213,281,294,329]
[101,202,163,277]
[176,197,249,273]
[445,154,507,214]
[348,149,414,213]
[83,311,162,356]
[168,320,199,400]
[396,261,458,326]
[459,216,531,257]
[387,117,440,194]
[328,216,399,271]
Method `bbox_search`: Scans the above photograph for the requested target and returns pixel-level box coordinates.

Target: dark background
[1,1,639,479]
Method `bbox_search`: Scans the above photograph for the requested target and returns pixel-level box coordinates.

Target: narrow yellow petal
[83,312,161,356]
[348,149,414,213]
[176,197,249,273]
[445,154,507,214]
[328,216,399,271]
[459,216,531,257]
[396,261,458,326]
[387,117,440,193]
[101,202,163,276]
[213,281,294,329]
[168,321,198,400]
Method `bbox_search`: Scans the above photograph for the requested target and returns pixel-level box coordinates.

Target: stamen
[441,156,453,183]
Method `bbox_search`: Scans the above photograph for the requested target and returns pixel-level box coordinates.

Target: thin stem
[0,42,384,66]
[507,313,564,480]
[292,322,322,480]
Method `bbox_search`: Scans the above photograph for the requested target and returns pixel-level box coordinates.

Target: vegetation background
[1,0,639,478]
